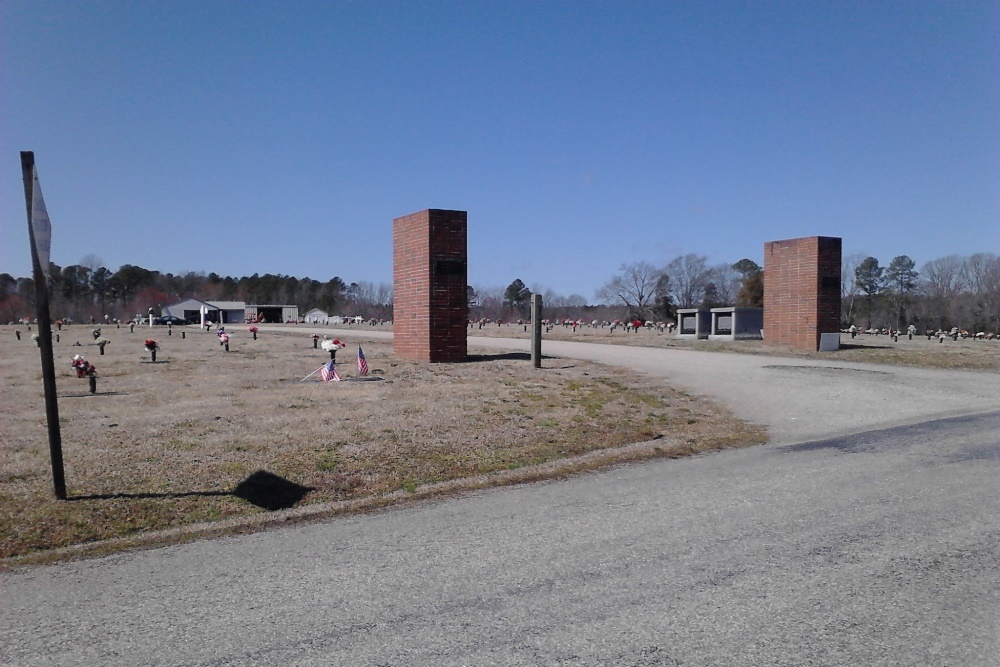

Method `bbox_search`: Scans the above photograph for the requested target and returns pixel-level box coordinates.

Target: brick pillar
[763,236,842,351]
[393,209,468,362]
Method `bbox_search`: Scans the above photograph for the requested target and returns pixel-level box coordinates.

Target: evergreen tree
[503,279,532,317]
[885,255,918,328]
[855,257,885,328]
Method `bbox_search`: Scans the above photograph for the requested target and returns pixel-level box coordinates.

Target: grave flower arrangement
[71,354,97,378]
[71,353,99,393]
[321,337,345,360]
[96,337,111,355]
[144,338,160,362]
[31,333,40,346]
[92,328,102,341]
[219,331,230,351]
[248,325,259,340]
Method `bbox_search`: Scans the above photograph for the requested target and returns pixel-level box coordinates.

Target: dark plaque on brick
[434,259,465,276]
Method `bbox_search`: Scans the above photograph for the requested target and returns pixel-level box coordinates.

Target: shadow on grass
[466,352,533,362]
[68,470,313,511]
[61,391,130,398]
[838,342,894,350]
[465,352,573,368]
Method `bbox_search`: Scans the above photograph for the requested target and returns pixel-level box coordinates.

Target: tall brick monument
[393,209,468,362]
[763,236,842,351]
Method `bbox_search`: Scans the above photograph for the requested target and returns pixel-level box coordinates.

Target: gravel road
[3,333,998,666]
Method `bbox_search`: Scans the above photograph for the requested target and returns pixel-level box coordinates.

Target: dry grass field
[469,323,1000,372]
[0,323,765,565]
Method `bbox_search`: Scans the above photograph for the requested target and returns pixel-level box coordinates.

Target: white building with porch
[303,308,329,324]
[163,299,247,325]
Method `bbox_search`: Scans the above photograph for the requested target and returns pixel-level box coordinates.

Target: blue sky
[2,1,997,301]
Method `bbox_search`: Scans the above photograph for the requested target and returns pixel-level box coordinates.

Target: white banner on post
[30,166,52,280]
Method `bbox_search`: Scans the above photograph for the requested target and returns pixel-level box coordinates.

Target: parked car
[154,315,189,325]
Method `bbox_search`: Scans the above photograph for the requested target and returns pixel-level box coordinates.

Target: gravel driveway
[294,328,1000,445]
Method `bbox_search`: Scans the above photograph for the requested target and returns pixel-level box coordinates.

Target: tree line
[0,256,394,323]
[844,253,999,332]
[596,255,765,321]
[596,252,999,332]
[6,251,996,332]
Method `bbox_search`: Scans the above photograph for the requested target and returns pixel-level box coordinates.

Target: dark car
[155,315,189,325]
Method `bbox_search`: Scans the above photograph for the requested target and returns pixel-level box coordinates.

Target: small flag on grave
[320,360,340,382]
[357,346,369,376]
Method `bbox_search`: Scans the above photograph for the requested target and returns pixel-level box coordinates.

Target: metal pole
[531,293,543,369]
[21,151,66,499]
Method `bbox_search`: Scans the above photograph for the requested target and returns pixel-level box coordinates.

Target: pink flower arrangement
[247,325,259,333]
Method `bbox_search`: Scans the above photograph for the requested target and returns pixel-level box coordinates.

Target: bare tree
[707,263,741,306]
[375,282,393,306]
[472,285,504,321]
[596,262,662,319]
[963,253,1000,331]
[841,253,866,325]
[662,254,710,309]
[920,255,967,328]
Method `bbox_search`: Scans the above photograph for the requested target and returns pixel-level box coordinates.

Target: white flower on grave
[321,338,345,352]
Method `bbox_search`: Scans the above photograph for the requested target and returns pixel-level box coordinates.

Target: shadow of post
[69,470,313,511]
[232,470,313,510]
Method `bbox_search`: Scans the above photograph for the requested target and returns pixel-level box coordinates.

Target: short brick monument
[393,209,468,362]
[763,235,842,351]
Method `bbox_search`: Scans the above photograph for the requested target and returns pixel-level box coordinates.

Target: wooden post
[21,151,66,500]
[531,293,543,369]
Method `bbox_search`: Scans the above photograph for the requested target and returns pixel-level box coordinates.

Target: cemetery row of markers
[13,322,363,394]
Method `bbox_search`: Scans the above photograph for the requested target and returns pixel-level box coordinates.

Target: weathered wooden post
[21,151,66,499]
[531,293,542,369]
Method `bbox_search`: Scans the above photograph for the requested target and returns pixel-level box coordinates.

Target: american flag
[357,346,369,376]
[320,360,340,382]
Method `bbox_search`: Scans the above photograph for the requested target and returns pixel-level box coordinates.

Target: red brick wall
[763,236,842,351]
[393,209,468,362]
